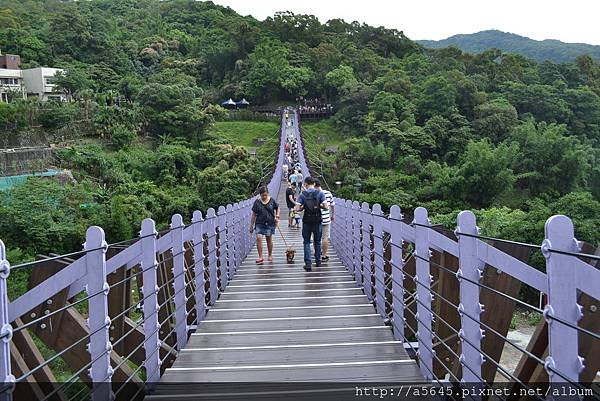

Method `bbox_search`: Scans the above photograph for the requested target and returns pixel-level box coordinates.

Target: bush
[110,124,136,149]
[37,102,79,130]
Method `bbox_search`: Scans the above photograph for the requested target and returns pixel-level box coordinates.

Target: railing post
[191,211,206,323]
[372,204,386,318]
[361,202,373,301]
[389,205,405,341]
[238,202,245,266]
[239,202,246,262]
[140,218,160,385]
[170,214,187,351]
[225,204,234,280]
[332,199,342,264]
[84,226,113,401]
[217,206,228,291]
[352,201,363,286]
[456,211,485,383]
[413,207,434,380]
[543,215,583,384]
[344,200,353,271]
[245,201,254,257]
[205,208,218,305]
[0,240,14,400]
[332,198,344,268]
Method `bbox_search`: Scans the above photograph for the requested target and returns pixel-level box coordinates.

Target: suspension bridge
[0,109,598,401]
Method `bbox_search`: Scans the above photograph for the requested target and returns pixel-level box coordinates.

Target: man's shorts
[322,223,331,240]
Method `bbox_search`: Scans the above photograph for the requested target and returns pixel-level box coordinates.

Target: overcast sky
[209,0,600,45]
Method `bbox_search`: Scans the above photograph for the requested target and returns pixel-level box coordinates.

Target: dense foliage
[0,127,277,261]
[1,0,600,259]
[418,30,600,64]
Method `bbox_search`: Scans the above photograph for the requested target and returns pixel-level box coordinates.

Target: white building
[22,67,69,102]
[0,69,25,103]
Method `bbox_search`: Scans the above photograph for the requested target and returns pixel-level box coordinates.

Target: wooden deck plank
[174,342,406,367]
[151,168,423,394]
[160,361,423,382]
[219,288,362,300]
[198,315,385,331]
[212,295,369,309]
[229,274,352,283]
[224,282,358,293]
[203,304,377,319]
[185,326,397,348]
[231,271,349,278]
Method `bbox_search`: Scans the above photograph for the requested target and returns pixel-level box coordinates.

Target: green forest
[418,30,600,64]
[1,0,600,265]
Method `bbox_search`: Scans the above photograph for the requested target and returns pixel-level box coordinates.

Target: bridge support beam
[0,240,14,400]
[225,204,234,282]
[85,226,113,401]
[413,208,434,380]
[170,215,187,351]
[543,215,585,385]
[372,204,386,319]
[140,218,161,386]
[217,206,228,291]
[361,202,373,301]
[389,205,405,342]
[191,211,206,323]
[206,209,218,306]
[456,211,485,383]
[352,201,362,287]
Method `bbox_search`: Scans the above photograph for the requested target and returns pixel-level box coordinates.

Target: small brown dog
[286,248,296,263]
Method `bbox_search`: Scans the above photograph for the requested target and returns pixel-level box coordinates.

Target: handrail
[0,109,289,400]
[299,120,599,390]
[330,198,600,392]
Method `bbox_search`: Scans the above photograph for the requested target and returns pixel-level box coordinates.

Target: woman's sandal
[255,258,264,264]
[268,256,273,262]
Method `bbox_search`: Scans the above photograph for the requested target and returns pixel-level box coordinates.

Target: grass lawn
[299,118,345,170]
[208,121,280,148]
[207,121,281,168]
[300,119,344,147]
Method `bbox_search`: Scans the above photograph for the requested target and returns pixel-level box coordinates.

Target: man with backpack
[296,176,329,271]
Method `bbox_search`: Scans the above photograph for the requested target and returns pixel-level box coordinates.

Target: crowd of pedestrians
[249,109,335,270]
[297,97,334,114]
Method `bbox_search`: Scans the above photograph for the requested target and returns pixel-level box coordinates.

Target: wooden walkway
[149,181,422,399]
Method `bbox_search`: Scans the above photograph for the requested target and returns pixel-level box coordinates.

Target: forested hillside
[1,0,600,262]
[418,30,600,63]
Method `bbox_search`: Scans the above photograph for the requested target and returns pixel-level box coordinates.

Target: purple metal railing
[330,199,600,391]
[0,112,288,400]
[1,108,598,398]
[291,109,599,392]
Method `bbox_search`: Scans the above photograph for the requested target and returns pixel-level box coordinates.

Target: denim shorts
[255,223,275,236]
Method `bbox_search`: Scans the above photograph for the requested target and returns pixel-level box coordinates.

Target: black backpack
[302,191,322,224]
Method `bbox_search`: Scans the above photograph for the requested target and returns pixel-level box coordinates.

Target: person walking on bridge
[250,186,280,264]
[295,170,304,195]
[282,162,289,180]
[315,180,335,262]
[296,176,329,271]
[289,170,297,187]
[286,182,298,228]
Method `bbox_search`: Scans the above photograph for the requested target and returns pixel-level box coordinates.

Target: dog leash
[277,225,292,249]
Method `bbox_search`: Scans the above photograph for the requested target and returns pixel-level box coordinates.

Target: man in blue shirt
[296,176,329,271]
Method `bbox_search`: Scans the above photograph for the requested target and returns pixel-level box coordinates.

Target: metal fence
[330,200,599,395]
[0,112,287,401]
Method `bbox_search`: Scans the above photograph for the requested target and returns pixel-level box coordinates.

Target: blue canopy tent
[221,98,236,109]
